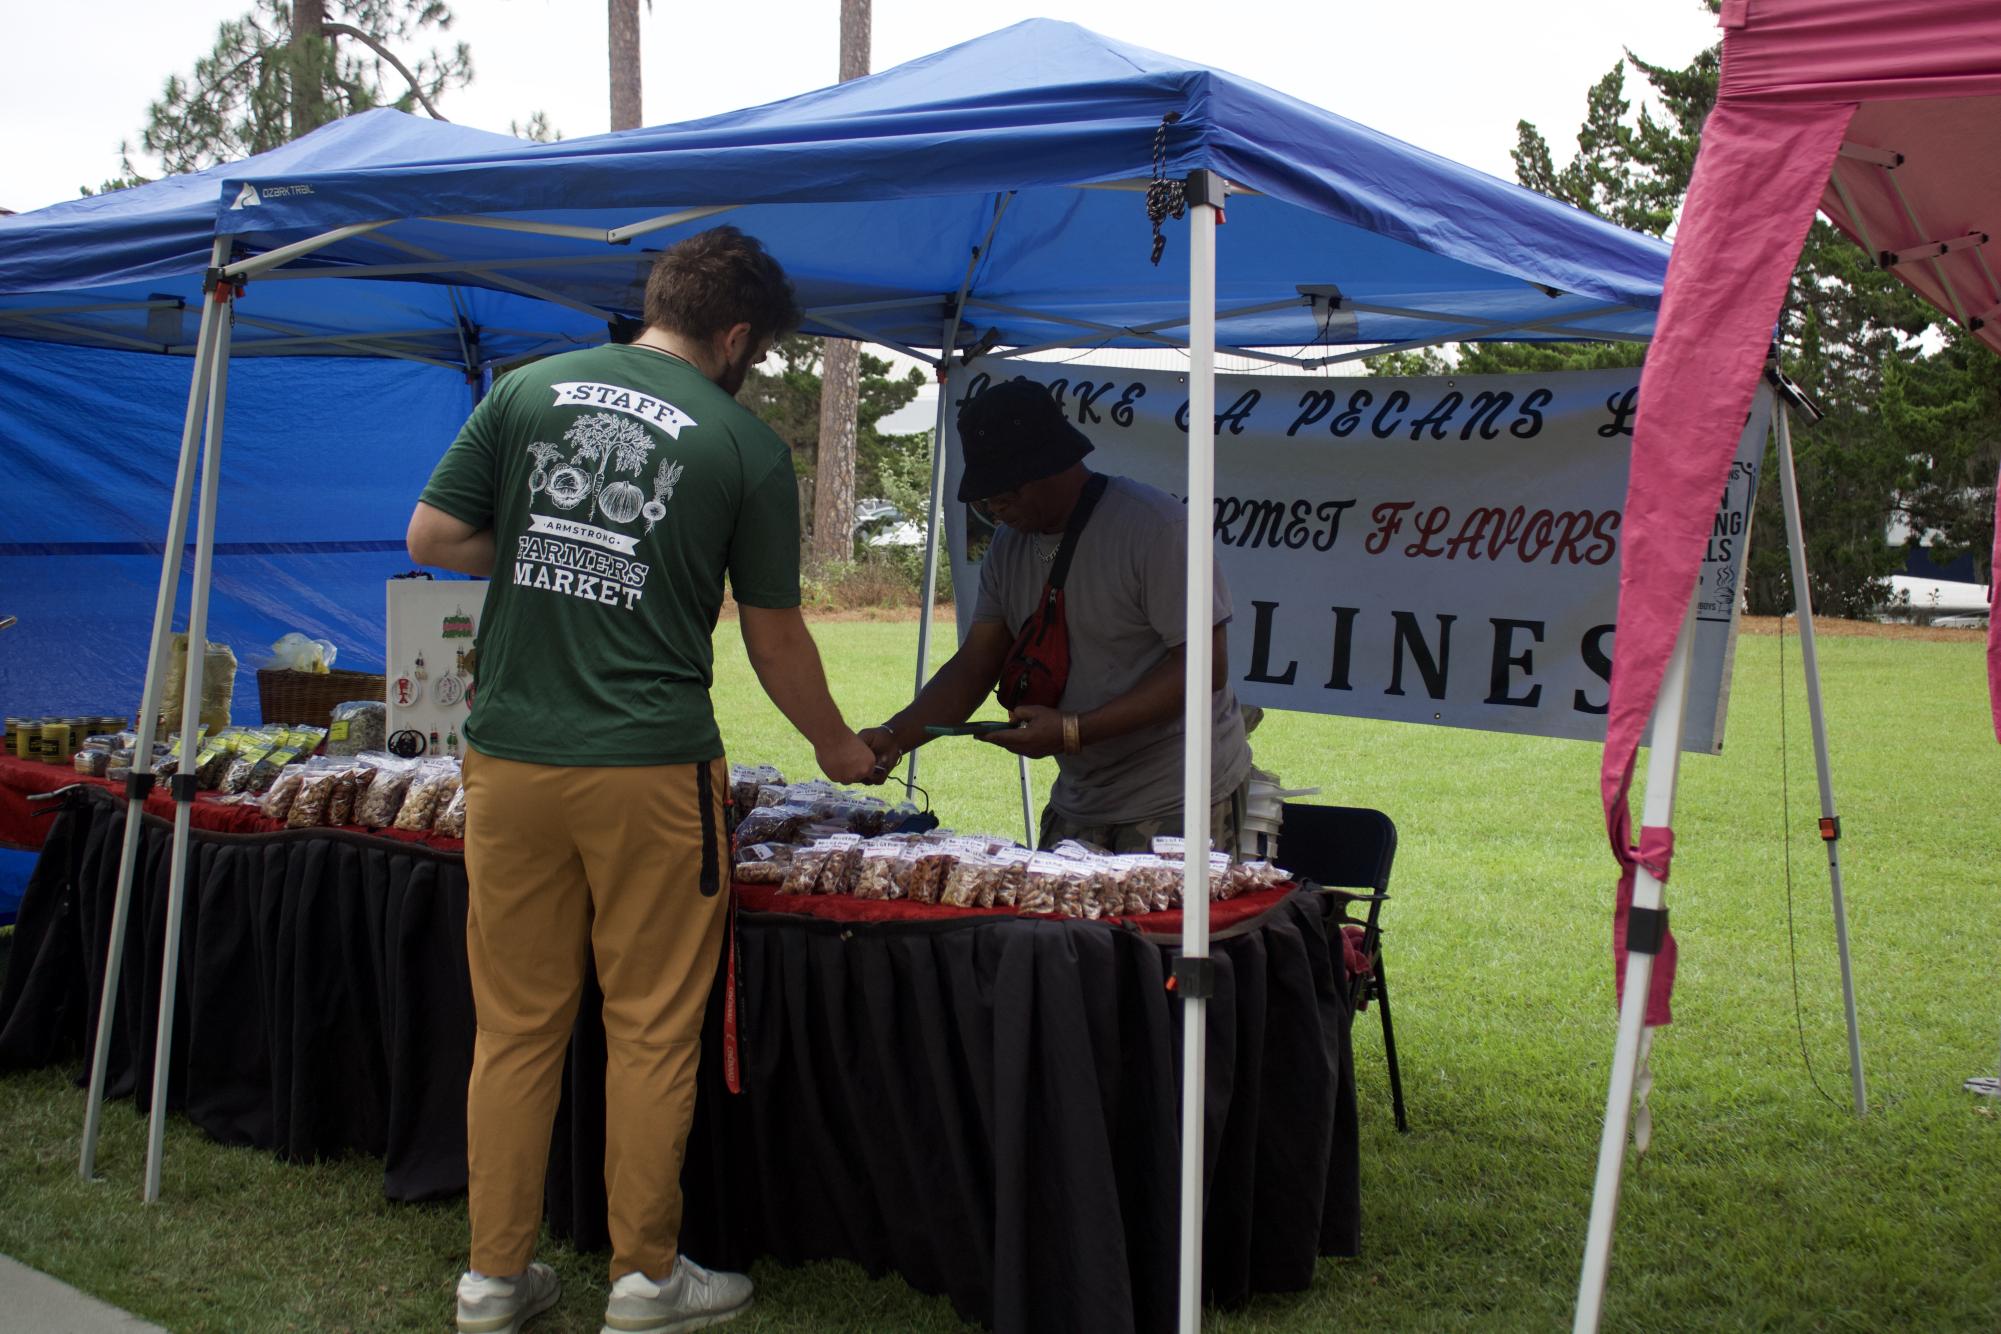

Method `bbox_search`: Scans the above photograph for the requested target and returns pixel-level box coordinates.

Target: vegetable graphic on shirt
[560,411,655,522]
[525,442,561,496]
[644,459,683,532]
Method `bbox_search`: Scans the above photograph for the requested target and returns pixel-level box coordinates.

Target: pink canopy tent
[1581,1,2001,1326]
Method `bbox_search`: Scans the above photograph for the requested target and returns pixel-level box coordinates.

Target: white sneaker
[457,1262,561,1334]
[601,1255,754,1333]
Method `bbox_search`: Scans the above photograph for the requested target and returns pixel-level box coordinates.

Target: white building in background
[1883,514,1990,628]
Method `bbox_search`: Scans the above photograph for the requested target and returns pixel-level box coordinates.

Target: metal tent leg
[1177,178,1222,1334]
[907,324,956,801]
[1773,400,1867,1117]
[1574,596,1698,1331]
[79,241,232,1184]
[143,292,234,1204]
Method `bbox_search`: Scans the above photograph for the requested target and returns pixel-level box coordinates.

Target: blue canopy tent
[0,108,615,716]
[11,21,1693,1328]
[0,111,608,923]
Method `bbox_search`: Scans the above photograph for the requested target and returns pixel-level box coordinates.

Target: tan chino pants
[461,747,728,1282]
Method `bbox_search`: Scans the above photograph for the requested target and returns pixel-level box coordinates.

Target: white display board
[385,577,488,759]
[943,365,1771,754]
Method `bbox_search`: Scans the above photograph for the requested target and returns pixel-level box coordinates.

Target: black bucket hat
[955,377,1094,503]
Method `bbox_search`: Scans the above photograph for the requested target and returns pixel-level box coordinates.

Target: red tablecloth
[0,754,464,853]
[4,754,1297,938]
[732,879,1297,936]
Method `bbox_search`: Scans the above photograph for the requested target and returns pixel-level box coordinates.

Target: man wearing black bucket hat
[862,376,1252,853]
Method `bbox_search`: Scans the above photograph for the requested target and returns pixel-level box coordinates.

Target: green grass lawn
[2,619,1996,1331]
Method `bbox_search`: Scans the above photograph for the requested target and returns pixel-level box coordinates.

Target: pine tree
[141,1,472,175]
[85,1,558,194]
[1486,4,1995,615]
[741,336,927,553]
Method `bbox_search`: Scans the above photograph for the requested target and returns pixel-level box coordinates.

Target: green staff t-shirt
[419,344,799,766]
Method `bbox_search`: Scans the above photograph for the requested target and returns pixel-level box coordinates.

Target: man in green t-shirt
[409,227,875,1334]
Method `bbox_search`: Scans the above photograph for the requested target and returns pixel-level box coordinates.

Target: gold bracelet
[1062,712,1082,755]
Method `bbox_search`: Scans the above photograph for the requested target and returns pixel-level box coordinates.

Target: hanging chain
[1145,111,1186,267]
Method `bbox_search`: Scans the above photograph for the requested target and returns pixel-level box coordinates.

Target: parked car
[855,498,925,549]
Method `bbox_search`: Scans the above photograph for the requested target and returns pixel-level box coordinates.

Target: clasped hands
[830,705,1074,787]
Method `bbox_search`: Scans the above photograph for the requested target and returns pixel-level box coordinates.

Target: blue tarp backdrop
[0,338,472,918]
[0,337,474,718]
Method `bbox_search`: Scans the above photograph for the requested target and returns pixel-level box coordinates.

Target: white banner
[548,381,698,438]
[943,365,1771,753]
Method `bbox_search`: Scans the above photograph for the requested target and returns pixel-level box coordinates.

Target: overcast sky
[1,0,1721,213]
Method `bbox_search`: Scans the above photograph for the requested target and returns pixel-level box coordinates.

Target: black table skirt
[0,786,1359,1333]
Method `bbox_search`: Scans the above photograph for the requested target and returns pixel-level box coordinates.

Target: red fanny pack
[995,474,1109,712]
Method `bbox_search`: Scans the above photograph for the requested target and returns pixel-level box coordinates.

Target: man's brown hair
[643,226,801,344]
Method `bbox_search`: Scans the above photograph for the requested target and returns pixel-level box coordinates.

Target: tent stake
[143,289,235,1205]
[79,239,232,1185]
[1177,171,1224,1334]
[1774,399,1867,1116]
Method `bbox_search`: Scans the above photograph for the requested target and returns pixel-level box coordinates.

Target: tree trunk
[607,0,643,132]
[837,0,871,81]
[292,0,329,138]
[810,0,870,566]
[811,341,862,565]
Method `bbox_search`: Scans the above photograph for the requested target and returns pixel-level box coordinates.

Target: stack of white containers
[1238,766,1319,865]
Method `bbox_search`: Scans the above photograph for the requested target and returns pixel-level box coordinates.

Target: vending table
[0,772,1360,1334]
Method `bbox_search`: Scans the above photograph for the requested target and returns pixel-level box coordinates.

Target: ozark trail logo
[229,182,316,209]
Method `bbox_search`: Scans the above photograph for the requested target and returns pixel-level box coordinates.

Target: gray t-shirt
[973,474,1252,825]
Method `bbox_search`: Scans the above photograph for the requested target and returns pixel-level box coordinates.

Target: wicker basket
[256,668,387,728]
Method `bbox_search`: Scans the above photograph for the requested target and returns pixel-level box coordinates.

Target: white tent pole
[367,233,619,322]
[1774,398,1868,1116]
[0,298,184,321]
[79,240,231,1184]
[1177,173,1222,1334]
[221,220,390,278]
[906,322,957,802]
[142,290,234,1205]
[810,315,938,366]
[5,315,168,354]
[1574,595,1698,1331]
[604,204,739,244]
[249,252,656,282]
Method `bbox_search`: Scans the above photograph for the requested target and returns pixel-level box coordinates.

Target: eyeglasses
[970,488,1021,520]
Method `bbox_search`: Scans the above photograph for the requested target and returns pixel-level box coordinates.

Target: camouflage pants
[1038,783,1246,855]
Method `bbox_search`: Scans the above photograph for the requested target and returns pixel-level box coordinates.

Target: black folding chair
[1277,802,1407,1132]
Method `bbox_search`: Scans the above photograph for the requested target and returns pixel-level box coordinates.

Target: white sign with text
[943,365,1769,752]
